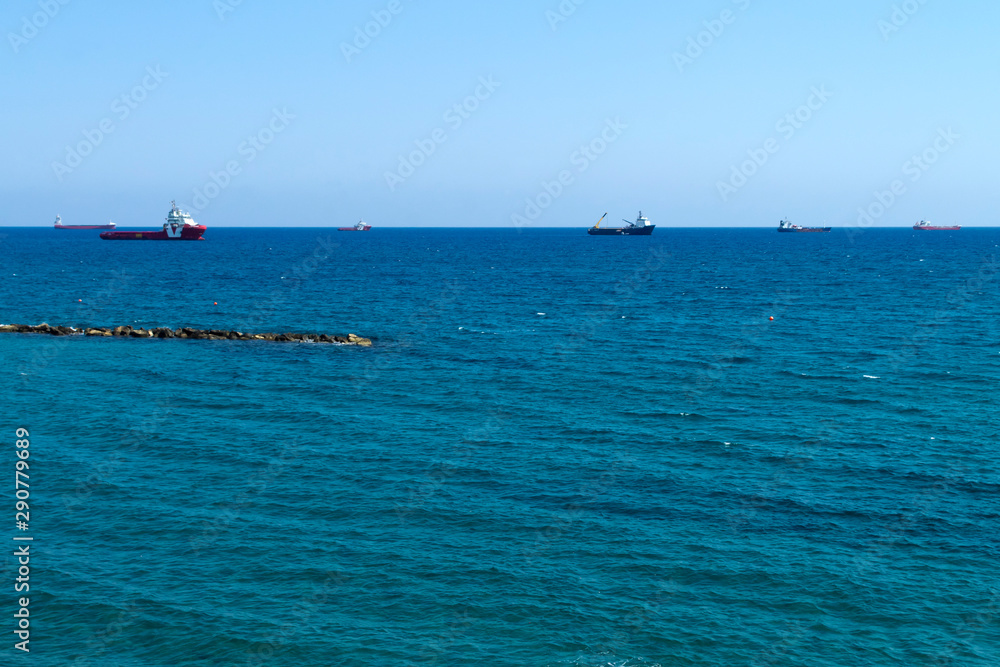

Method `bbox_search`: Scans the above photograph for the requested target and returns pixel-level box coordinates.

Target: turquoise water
[2,227,999,665]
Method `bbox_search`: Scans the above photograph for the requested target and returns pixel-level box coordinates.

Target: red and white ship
[100,202,206,241]
[913,220,960,231]
[338,220,371,232]
[54,215,115,230]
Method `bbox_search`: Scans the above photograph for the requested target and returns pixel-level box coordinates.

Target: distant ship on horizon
[777,219,831,233]
[588,211,655,236]
[54,215,115,230]
[338,220,371,232]
[913,220,960,231]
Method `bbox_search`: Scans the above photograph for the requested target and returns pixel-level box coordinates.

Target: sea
[1,226,998,666]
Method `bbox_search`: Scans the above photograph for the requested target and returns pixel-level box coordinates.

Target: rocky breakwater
[0,323,372,346]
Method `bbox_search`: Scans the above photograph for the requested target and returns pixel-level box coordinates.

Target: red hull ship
[913,220,960,231]
[54,215,115,230]
[101,202,206,241]
[338,220,371,232]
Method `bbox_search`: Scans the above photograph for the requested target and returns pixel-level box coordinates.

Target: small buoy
[769,316,774,321]
[213,302,218,305]
[78,299,82,302]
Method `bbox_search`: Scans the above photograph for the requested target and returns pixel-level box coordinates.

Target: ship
[588,211,655,236]
[777,218,831,233]
[338,220,371,232]
[913,220,960,231]
[100,202,206,241]
[53,215,115,230]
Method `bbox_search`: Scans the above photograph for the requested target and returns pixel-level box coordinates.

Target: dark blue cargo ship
[588,211,656,236]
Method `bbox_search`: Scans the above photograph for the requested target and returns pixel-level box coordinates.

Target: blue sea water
[1,226,999,666]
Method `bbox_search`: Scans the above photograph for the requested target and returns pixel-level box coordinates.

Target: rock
[347,333,372,347]
[1,322,373,347]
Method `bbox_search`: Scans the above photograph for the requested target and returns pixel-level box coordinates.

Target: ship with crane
[587,211,655,235]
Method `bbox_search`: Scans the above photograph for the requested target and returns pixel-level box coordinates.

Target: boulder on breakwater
[0,324,373,346]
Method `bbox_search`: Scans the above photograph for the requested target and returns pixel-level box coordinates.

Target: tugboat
[588,211,655,236]
[100,202,206,241]
[777,218,831,233]
[53,215,115,230]
[338,220,371,232]
[913,220,960,231]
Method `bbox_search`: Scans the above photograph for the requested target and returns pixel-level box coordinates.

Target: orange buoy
[214,302,218,305]
[769,316,774,321]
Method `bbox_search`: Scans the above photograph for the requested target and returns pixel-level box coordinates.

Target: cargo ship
[588,211,655,236]
[913,220,960,231]
[100,202,206,241]
[54,215,115,230]
[777,219,831,233]
[338,220,371,232]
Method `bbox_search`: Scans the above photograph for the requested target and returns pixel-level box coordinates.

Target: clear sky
[2,0,997,227]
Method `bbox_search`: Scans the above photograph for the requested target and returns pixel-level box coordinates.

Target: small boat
[100,201,206,241]
[777,218,830,233]
[338,220,371,232]
[913,220,960,231]
[588,211,655,236]
[54,215,115,230]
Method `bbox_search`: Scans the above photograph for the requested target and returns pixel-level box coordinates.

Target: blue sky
[2,0,997,227]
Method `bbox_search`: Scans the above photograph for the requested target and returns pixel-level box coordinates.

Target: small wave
[863,375,881,379]
[626,411,709,420]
